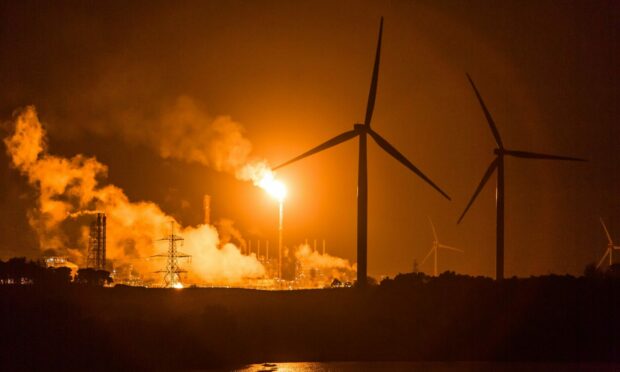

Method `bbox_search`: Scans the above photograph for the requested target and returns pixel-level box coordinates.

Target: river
[236,361,617,371]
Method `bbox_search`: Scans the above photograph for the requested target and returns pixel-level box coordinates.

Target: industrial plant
[36,206,355,289]
[0,9,608,292]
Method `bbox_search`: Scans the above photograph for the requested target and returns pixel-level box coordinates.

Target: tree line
[0,257,112,286]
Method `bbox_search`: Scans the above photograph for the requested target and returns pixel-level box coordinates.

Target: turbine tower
[422,217,463,276]
[596,217,619,269]
[274,18,451,287]
[457,74,586,281]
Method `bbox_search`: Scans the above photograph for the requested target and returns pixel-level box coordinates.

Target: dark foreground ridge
[2,269,619,369]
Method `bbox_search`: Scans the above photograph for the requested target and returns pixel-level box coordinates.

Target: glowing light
[259,172,287,201]
[238,161,287,201]
[173,282,184,289]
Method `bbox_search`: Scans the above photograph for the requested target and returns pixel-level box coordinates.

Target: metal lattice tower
[151,222,191,288]
[86,213,106,270]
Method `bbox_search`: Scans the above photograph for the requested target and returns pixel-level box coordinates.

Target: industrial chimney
[203,195,211,225]
[86,212,106,270]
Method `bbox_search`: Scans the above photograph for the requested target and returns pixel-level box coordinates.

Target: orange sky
[0,0,617,278]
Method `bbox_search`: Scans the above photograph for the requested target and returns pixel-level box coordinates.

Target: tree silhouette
[584,263,600,279]
[75,268,112,286]
[49,267,72,286]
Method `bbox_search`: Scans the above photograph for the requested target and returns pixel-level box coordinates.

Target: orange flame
[237,161,287,201]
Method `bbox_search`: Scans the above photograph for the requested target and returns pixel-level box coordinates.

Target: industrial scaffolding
[86,212,107,270]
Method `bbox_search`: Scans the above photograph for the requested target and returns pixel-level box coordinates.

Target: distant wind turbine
[274,18,451,287]
[422,217,463,277]
[457,74,586,281]
[596,217,619,269]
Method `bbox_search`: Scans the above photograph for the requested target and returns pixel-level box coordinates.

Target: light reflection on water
[235,361,617,372]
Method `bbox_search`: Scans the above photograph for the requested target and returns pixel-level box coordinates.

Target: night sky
[0,0,617,278]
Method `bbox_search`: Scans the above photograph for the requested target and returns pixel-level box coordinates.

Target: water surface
[237,361,617,372]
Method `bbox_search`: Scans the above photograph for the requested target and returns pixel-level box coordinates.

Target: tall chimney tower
[203,195,211,225]
[87,212,107,270]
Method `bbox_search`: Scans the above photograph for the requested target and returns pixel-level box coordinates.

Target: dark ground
[1,272,618,370]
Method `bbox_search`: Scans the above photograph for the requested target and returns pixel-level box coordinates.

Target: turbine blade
[438,244,464,253]
[504,150,587,162]
[421,247,434,266]
[364,17,383,127]
[600,217,613,245]
[273,130,358,170]
[368,129,451,200]
[428,216,438,241]
[457,158,498,224]
[466,73,503,149]
[596,249,610,269]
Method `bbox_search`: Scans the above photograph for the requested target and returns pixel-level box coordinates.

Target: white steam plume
[4,106,264,285]
[130,96,275,187]
[295,244,356,285]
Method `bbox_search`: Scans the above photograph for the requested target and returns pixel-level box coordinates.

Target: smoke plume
[4,106,264,285]
[119,96,275,187]
[155,96,253,175]
[295,244,356,284]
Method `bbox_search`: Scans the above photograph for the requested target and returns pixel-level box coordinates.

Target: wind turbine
[596,217,620,269]
[457,73,586,281]
[422,217,463,276]
[273,18,451,287]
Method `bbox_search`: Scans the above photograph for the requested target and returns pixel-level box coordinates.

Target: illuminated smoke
[4,107,107,256]
[295,244,356,284]
[4,105,355,287]
[154,96,253,175]
[215,218,248,252]
[4,106,264,285]
[67,210,103,218]
[135,96,282,194]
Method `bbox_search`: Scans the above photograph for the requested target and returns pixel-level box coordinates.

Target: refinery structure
[0,9,601,294]
[39,205,356,289]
